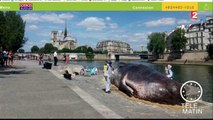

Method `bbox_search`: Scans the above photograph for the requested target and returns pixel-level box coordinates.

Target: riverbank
[152,59,213,66]
[1,60,212,118]
[51,62,213,119]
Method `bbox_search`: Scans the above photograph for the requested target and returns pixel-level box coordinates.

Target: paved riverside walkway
[0,60,212,119]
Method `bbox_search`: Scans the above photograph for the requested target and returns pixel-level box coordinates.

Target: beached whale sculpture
[111,62,185,105]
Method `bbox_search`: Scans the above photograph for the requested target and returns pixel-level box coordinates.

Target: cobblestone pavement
[0,60,212,119]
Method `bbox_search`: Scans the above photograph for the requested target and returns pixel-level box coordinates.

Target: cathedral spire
[64,20,67,39]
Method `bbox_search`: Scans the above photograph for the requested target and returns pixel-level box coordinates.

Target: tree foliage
[73,46,88,53]
[17,48,25,53]
[0,12,5,50]
[0,11,26,52]
[38,47,45,53]
[171,28,187,52]
[43,43,58,53]
[94,50,108,54]
[87,47,94,53]
[31,45,39,53]
[147,32,166,59]
[86,52,95,60]
[72,46,95,60]
[59,48,72,53]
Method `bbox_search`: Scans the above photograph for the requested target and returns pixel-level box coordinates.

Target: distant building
[96,40,133,54]
[165,16,213,52]
[51,24,77,50]
[185,16,213,51]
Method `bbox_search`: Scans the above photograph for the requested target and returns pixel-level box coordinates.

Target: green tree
[103,50,108,54]
[87,47,94,53]
[31,45,39,53]
[17,48,25,53]
[171,28,187,52]
[38,47,45,54]
[0,11,5,49]
[207,44,213,59]
[60,48,72,53]
[43,43,58,53]
[1,12,26,52]
[73,46,88,53]
[147,32,166,59]
[86,52,95,60]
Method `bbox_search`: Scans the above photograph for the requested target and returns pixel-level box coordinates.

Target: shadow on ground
[0,66,32,78]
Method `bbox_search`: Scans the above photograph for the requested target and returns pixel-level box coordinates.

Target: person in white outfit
[165,64,173,79]
[53,51,58,66]
[104,61,113,93]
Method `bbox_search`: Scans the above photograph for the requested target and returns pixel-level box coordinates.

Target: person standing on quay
[8,50,14,66]
[53,51,58,66]
[3,49,8,66]
[65,54,69,64]
[104,61,113,93]
[165,64,173,79]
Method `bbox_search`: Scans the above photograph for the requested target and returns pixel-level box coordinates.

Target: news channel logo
[180,81,203,114]
[19,3,33,10]
[180,80,203,103]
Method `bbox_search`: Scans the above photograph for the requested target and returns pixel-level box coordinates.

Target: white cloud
[130,32,149,42]
[28,25,39,31]
[22,13,74,24]
[24,39,50,52]
[105,17,111,21]
[144,18,176,27]
[108,23,118,29]
[37,32,50,37]
[58,13,74,19]
[22,13,40,22]
[78,16,119,31]
[177,19,190,25]
[77,17,106,31]
[107,32,150,44]
[103,32,149,51]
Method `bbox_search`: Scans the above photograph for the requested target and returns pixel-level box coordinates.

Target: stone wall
[94,54,110,60]
[119,56,141,60]
[181,51,208,61]
[163,51,208,61]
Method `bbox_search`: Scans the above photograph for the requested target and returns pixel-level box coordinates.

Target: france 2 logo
[20,3,33,10]
[190,11,198,20]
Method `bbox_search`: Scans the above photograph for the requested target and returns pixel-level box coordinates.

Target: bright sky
[20,11,212,52]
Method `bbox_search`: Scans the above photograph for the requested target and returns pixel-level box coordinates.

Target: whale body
[111,62,185,105]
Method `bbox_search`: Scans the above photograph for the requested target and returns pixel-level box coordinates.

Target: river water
[68,60,213,103]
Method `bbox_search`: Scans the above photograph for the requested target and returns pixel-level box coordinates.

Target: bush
[207,44,213,59]
[85,52,95,60]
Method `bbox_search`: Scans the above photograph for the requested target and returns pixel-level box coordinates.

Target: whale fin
[119,74,134,97]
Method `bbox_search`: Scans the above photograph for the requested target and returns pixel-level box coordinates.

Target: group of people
[38,53,44,65]
[62,60,173,95]
[79,67,98,76]
[38,51,58,66]
[0,49,14,67]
